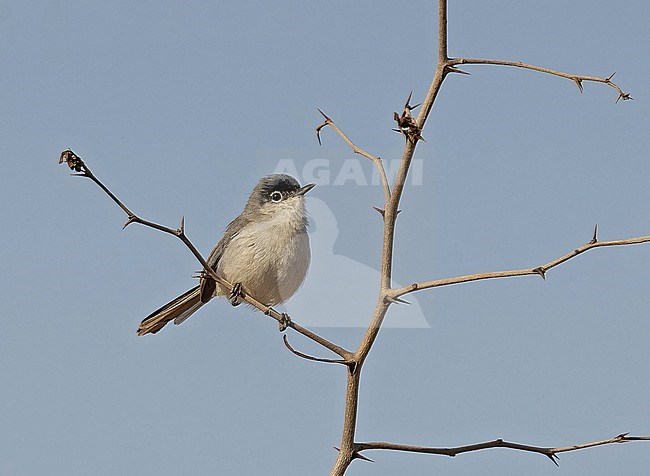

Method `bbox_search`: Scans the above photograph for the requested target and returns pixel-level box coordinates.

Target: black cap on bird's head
[247,174,315,209]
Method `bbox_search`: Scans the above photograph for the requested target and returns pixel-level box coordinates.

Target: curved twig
[282,336,352,367]
[316,109,391,202]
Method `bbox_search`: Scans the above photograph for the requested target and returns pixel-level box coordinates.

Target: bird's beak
[295,183,316,196]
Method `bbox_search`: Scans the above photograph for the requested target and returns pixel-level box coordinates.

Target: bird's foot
[265,308,292,332]
[229,282,244,306]
[278,313,292,332]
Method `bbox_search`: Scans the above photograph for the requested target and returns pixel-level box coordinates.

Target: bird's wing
[199,214,248,303]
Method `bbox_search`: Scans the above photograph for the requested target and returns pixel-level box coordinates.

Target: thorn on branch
[590,224,598,244]
[447,65,470,75]
[600,71,631,103]
[179,216,185,235]
[123,215,137,229]
[404,91,413,109]
[532,267,546,280]
[573,78,584,93]
[616,92,633,103]
[546,453,560,466]
[385,295,411,305]
[403,92,422,111]
[334,447,374,463]
[373,207,401,219]
[315,109,333,145]
[352,451,374,463]
[317,108,332,121]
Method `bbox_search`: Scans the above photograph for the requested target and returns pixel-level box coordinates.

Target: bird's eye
[270,191,283,202]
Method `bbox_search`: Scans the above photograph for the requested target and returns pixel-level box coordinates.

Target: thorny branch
[355,433,650,466]
[448,58,632,102]
[58,149,352,361]
[324,1,646,475]
[389,226,650,299]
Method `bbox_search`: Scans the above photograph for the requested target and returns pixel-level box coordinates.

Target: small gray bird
[137,174,315,336]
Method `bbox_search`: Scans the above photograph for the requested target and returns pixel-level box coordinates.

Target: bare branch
[355,433,650,464]
[448,58,632,102]
[58,149,352,360]
[315,109,391,202]
[390,230,650,298]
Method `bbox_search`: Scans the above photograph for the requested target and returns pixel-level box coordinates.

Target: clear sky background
[1,1,649,475]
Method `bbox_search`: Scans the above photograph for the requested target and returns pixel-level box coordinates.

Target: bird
[137,174,315,336]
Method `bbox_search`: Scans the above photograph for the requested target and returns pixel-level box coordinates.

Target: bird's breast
[216,221,310,306]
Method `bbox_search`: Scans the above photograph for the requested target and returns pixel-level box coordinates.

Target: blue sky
[1,1,649,475]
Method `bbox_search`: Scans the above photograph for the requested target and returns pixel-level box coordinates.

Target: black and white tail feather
[137,286,204,336]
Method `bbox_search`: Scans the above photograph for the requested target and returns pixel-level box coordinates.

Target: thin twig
[355,433,650,465]
[449,58,632,102]
[59,149,352,360]
[390,230,650,298]
[282,336,352,367]
[316,109,391,202]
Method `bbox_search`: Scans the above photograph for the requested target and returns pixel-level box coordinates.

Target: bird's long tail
[137,285,203,336]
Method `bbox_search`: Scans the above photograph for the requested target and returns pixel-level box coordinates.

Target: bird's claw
[278,313,291,332]
[266,307,291,332]
[229,282,244,306]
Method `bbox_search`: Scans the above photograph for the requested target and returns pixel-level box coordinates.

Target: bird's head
[245,174,315,228]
